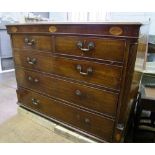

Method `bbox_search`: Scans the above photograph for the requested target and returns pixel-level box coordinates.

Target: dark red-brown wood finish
[6,22,148,142]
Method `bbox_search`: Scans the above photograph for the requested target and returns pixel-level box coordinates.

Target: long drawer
[12,34,53,52]
[17,87,114,142]
[54,36,126,62]
[16,68,119,117]
[14,50,122,90]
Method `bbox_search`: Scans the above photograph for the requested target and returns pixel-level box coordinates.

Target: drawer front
[55,36,126,62]
[17,88,114,142]
[14,50,122,90]
[12,34,53,51]
[16,68,119,117]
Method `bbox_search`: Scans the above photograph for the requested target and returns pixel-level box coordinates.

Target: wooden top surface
[6,21,143,26]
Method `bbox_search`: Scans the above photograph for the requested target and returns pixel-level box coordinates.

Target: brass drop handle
[27,57,37,65]
[24,37,35,46]
[28,76,39,83]
[31,98,39,105]
[77,41,95,52]
[76,64,93,76]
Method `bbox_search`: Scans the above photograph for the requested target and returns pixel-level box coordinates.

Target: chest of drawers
[6,22,148,142]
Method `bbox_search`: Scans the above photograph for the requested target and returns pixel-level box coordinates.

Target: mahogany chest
[6,22,148,142]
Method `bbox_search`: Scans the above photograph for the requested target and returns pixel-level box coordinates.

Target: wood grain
[17,87,114,142]
[16,68,119,117]
[14,50,123,90]
[55,36,125,62]
[12,34,53,52]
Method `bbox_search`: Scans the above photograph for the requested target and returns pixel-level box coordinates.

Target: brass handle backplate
[27,57,37,65]
[75,90,82,96]
[28,76,39,83]
[24,37,35,46]
[77,41,95,52]
[76,64,93,76]
[84,118,90,124]
[31,98,39,105]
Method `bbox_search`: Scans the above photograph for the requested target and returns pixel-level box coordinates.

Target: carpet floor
[0,114,72,143]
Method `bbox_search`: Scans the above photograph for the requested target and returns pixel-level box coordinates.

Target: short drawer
[16,68,119,117]
[12,34,53,52]
[17,88,114,142]
[55,36,126,62]
[14,50,122,90]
